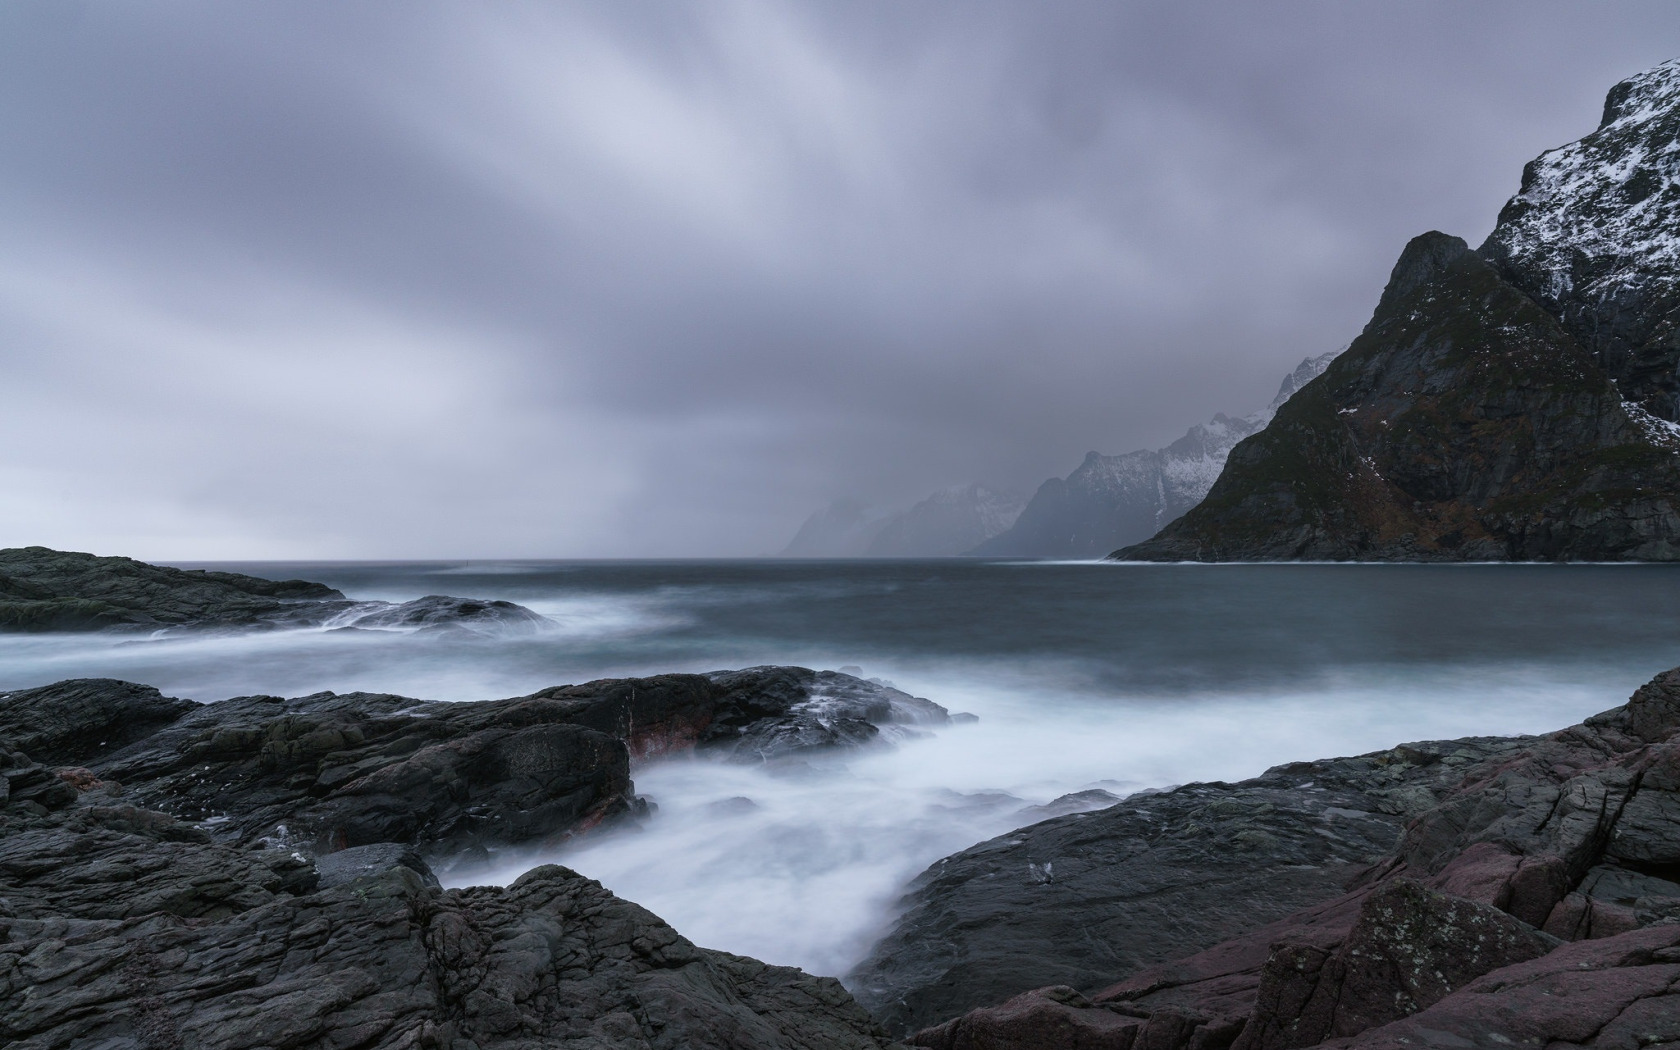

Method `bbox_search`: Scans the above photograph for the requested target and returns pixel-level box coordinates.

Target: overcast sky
[2,2,1676,558]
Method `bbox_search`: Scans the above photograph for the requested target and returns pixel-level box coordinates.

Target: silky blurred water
[6,559,1680,976]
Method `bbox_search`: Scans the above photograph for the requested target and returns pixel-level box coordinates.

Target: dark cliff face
[1117,58,1680,563]
[1482,60,1680,421]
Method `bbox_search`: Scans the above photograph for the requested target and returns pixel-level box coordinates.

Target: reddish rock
[1232,879,1555,1050]
[1331,923,1680,1048]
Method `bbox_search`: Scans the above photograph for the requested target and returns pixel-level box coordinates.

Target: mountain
[780,485,1026,557]
[779,498,892,557]
[865,484,1028,556]
[1117,58,1680,562]
[970,352,1338,558]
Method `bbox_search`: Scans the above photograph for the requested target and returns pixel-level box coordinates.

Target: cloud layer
[2,1,1676,557]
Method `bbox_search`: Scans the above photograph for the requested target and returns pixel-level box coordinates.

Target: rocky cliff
[973,354,1337,558]
[1118,59,1680,562]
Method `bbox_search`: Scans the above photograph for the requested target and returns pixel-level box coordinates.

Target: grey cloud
[0,1,1676,556]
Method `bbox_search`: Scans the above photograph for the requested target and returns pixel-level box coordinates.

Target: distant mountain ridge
[970,352,1338,558]
[780,485,1028,557]
[1118,58,1680,562]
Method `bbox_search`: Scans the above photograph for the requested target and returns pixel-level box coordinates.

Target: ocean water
[6,559,1680,977]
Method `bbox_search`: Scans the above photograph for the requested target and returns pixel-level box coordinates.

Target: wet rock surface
[0,808,897,1049]
[0,668,934,1049]
[851,733,1520,1035]
[1,668,948,858]
[0,545,344,631]
[873,668,1680,1050]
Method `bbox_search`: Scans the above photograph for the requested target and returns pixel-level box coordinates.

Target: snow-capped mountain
[1121,58,1680,563]
[970,351,1339,558]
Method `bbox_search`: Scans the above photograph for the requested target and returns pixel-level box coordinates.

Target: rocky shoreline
[12,547,1680,1047]
[0,667,950,1049]
[852,670,1680,1049]
[12,667,1680,1047]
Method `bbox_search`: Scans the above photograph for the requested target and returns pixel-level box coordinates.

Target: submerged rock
[334,593,551,633]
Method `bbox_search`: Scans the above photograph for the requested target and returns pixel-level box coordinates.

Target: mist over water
[6,560,1680,977]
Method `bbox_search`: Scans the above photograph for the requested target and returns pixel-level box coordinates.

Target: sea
[6,559,1680,979]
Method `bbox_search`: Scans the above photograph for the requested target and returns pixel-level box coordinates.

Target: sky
[2,2,1677,559]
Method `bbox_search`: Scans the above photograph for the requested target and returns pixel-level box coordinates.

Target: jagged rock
[909,986,1148,1050]
[1118,59,1680,563]
[315,842,441,891]
[0,808,897,1050]
[1333,923,1680,1049]
[1232,879,1557,1050]
[529,666,951,762]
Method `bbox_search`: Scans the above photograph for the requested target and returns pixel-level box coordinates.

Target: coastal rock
[334,593,551,633]
[527,665,951,762]
[0,546,553,634]
[1231,879,1556,1050]
[1333,923,1680,1049]
[0,667,949,857]
[876,667,1680,1050]
[0,679,198,766]
[0,545,342,631]
[848,735,1510,1035]
[1118,59,1680,563]
[0,806,897,1050]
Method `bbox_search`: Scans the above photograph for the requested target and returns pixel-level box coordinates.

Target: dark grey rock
[338,594,551,633]
[848,735,1512,1036]
[0,545,554,635]
[0,810,898,1050]
[881,665,1680,1050]
[0,545,342,631]
[0,668,947,857]
[0,679,196,766]
[315,842,441,891]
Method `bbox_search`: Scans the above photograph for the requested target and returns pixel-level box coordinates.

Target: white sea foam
[452,658,1627,979]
